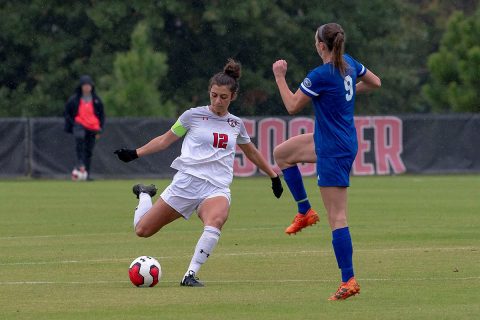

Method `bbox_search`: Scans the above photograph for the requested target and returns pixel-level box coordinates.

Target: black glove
[114,148,138,162]
[271,175,283,198]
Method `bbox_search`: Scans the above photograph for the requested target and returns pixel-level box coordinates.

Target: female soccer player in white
[272,23,381,300]
[115,59,283,287]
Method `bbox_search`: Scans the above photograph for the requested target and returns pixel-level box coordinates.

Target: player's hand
[114,148,138,162]
[272,60,288,78]
[271,175,283,198]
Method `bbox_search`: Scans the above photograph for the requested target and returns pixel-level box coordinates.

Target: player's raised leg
[273,133,319,234]
[132,184,157,227]
[181,196,229,287]
[132,183,182,237]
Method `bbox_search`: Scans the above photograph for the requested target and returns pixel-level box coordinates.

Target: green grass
[0,175,479,319]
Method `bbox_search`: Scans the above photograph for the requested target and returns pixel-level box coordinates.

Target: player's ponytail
[316,23,347,76]
[209,58,242,96]
[332,31,346,76]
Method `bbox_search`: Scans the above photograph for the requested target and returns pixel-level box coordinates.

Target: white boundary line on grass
[0,246,477,266]
[0,227,279,240]
[0,232,131,240]
[1,277,479,286]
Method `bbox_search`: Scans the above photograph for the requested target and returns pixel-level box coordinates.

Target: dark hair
[79,75,94,86]
[316,23,347,75]
[208,58,242,95]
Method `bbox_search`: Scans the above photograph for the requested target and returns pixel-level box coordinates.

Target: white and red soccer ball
[71,168,88,181]
[129,256,162,287]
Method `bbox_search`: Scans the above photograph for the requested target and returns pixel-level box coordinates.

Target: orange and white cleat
[328,277,360,301]
[285,209,319,235]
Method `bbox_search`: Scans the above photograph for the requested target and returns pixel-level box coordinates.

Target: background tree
[0,0,479,117]
[422,8,480,112]
[0,1,144,116]
[101,22,174,117]
[154,0,423,116]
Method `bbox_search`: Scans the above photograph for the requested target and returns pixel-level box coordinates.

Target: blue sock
[332,227,354,282]
[282,166,311,214]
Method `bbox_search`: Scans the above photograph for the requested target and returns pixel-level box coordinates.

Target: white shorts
[160,171,231,220]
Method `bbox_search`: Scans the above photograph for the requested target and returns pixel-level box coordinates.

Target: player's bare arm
[356,69,381,94]
[272,60,311,114]
[136,130,180,157]
[238,142,278,178]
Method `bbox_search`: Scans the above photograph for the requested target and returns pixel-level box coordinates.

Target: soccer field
[0,176,479,319]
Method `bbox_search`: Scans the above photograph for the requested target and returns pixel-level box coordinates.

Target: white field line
[1,277,479,286]
[0,227,279,240]
[0,246,477,267]
[0,232,129,240]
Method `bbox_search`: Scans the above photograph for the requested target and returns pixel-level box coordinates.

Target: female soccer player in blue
[272,23,381,300]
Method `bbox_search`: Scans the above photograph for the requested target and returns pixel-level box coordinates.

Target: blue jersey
[299,54,366,158]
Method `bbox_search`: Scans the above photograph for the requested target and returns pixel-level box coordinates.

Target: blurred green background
[1,0,479,118]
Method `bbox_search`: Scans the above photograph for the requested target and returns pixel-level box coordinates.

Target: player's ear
[231,92,237,101]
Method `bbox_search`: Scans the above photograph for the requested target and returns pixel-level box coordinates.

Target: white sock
[184,226,221,278]
[133,193,152,227]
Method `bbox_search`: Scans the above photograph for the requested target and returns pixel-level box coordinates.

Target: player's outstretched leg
[321,187,359,300]
[132,184,158,227]
[328,226,359,300]
[180,270,205,287]
[132,183,157,199]
[180,226,221,287]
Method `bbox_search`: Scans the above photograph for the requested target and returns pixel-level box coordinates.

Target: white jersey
[170,106,251,188]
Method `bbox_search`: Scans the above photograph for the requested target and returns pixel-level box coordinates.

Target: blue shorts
[316,156,355,187]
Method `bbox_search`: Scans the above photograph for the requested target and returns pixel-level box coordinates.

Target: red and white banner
[234,116,406,176]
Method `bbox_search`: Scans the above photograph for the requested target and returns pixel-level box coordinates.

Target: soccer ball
[128,256,162,287]
[71,168,88,181]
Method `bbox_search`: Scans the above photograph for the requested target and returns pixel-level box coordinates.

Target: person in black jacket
[64,75,105,180]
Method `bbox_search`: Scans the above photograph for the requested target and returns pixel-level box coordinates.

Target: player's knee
[273,145,282,160]
[273,145,287,166]
[206,218,226,230]
[328,214,348,229]
[135,225,155,238]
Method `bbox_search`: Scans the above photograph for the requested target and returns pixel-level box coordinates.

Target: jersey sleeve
[299,69,324,98]
[345,54,367,78]
[170,109,192,137]
[236,120,251,145]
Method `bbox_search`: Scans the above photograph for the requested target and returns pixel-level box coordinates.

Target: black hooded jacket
[64,75,105,133]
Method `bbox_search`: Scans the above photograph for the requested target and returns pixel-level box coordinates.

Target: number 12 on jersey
[213,132,228,149]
